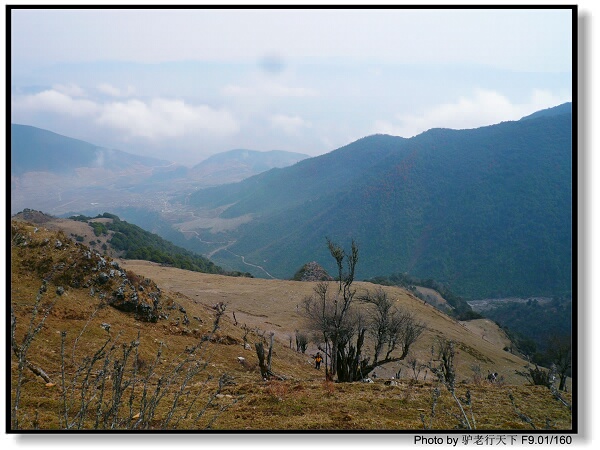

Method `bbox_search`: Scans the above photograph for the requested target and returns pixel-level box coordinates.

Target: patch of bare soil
[459,318,512,349]
[415,286,453,310]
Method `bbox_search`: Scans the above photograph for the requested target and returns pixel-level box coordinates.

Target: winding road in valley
[224,249,276,279]
[185,231,276,278]
[206,240,236,259]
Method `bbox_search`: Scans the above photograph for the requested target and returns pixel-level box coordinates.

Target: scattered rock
[97,272,110,284]
[115,287,125,300]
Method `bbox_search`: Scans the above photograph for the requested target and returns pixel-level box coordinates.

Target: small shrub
[295,330,309,353]
[133,355,149,375]
[266,380,289,402]
[322,379,335,397]
[471,364,485,386]
[516,364,553,387]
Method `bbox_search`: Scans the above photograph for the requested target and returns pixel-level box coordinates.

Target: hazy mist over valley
[8,6,577,433]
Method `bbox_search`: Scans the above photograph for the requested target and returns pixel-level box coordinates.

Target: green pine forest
[70,213,252,277]
[186,109,572,300]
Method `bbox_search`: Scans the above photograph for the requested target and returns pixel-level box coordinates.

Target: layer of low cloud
[11,81,572,165]
[13,89,99,117]
[13,88,240,141]
[96,83,136,98]
[373,88,572,138]
[97,99,239,139]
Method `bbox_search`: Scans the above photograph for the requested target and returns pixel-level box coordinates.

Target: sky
[10,7,573,166]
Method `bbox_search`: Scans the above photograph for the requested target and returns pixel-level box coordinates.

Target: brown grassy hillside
[119,260,538,385]
[10,220,572,431]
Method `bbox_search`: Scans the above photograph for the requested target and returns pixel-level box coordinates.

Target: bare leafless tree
[295,330,309,353]
[516,363,553,387]
[11,291,238,430]
[302,239,360,381]
[429,337,475,430]
[255,332,285,381]
[408,356,426,381]
[302,241,425,382]
[361,288,425,363]
[545,334,571,391]
[10,285,55,429]
[326,238,359,379]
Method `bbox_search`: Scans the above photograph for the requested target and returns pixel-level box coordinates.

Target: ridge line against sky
[10,5,573,165]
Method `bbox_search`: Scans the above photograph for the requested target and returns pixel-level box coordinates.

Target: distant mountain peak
[10,123,171,176]
[189,148,310,184]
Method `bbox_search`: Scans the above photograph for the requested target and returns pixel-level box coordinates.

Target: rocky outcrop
[292,261,333,282]
[12,208,55,224]
[11,220,166,323]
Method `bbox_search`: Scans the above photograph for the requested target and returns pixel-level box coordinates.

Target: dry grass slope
[10,220,572,431]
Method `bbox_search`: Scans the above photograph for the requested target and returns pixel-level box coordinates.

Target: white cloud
[269,114,311,135]
[96,98,239,139]
[97,83,136,97]
[52,83,86,97]
[13,89,99,117]
[13,89,239,141]
[373,89,572,138]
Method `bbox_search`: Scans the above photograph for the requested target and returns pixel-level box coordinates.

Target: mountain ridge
[11,123,171,176]
[183,104,573,299]
[10,103,573,300]
[10,124,310,215]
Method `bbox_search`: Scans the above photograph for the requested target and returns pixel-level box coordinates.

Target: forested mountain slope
[187,105,572,299]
